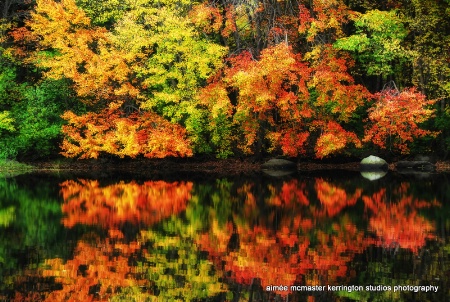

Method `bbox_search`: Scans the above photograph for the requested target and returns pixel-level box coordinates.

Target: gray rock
[360,155,388,171]
[261,159,297,170]
[262,169,296,177]
[396,161,435,172]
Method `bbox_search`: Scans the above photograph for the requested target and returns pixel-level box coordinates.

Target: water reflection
[0,173,448,301]
[362,184,439,253]
[60,180,193,227]
[39,230,226,301]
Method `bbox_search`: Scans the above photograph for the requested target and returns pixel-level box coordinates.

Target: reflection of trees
[195,178,441,299]
[195,178,370,297]
[314,178,362,217]
[41,232,145,301]
[362,184,440,253]
[197,220,369,296]
[14,229,227,301]
[3,176,446,301]
[0,177,65,297]
[345,223,449,302]
[60,180,193,227]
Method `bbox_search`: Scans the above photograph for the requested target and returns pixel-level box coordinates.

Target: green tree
[0,79,75,159]
[334,9,410,79]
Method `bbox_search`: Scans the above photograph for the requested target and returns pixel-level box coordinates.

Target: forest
[0,0,449,161]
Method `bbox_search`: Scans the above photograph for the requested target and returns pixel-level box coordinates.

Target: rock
[261,159,297,177]
[413,154,437,163]
[261,159,297,170]
[360,155,388,171]
[360,171,387,181]
[262,169,296,177]
[396,161,435,172]
[395,171,433,179]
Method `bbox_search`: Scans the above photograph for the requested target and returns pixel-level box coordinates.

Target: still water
[0,170,449,301]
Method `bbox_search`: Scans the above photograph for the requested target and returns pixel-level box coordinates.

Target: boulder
[360,155,388,171]
[262,169,296,177]
[396,161,435,172]
[261,158,297,170]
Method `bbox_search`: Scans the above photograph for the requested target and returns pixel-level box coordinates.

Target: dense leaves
[61,102,193,159]
[334,9,410,77]
[0,0,448,159]
[364,87,437,153]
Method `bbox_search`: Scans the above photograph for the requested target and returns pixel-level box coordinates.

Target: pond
[0,170,449,301]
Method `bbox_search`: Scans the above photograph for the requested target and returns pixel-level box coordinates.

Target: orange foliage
[278,129,310,157]
[298,0,354,43]
[308,47,370,121]
[201,41,368,158]
[314,121,361,158]
[196,223,308,296]
[8,26,39,58]
[364,88,437,153]
[27,0,138,104]
[197,220,368,296]
[304,46,370,157]
[362,185,439,253]
[200,43,312,156]
[306,219,368,283]
[60,179,193,227]
[61,103,193,159]
[297,1,370,158]
[266,179,310,207]
[221,5,237,38]
[189,4,222,34]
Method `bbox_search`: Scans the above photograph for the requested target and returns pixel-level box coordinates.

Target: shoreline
[9,158,450,176]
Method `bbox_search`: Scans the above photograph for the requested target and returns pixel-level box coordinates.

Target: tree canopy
[0,0,449,159]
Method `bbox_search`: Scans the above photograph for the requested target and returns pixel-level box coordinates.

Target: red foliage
[364,88,437,153]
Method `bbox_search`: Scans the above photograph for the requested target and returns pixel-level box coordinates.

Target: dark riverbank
[10,156,450,178]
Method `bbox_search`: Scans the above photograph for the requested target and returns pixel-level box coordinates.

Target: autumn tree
[200,43,313,157]
[114,0,227,152]
[24,0,228,157]
[363,86,437,154]
[60,102,193,159]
